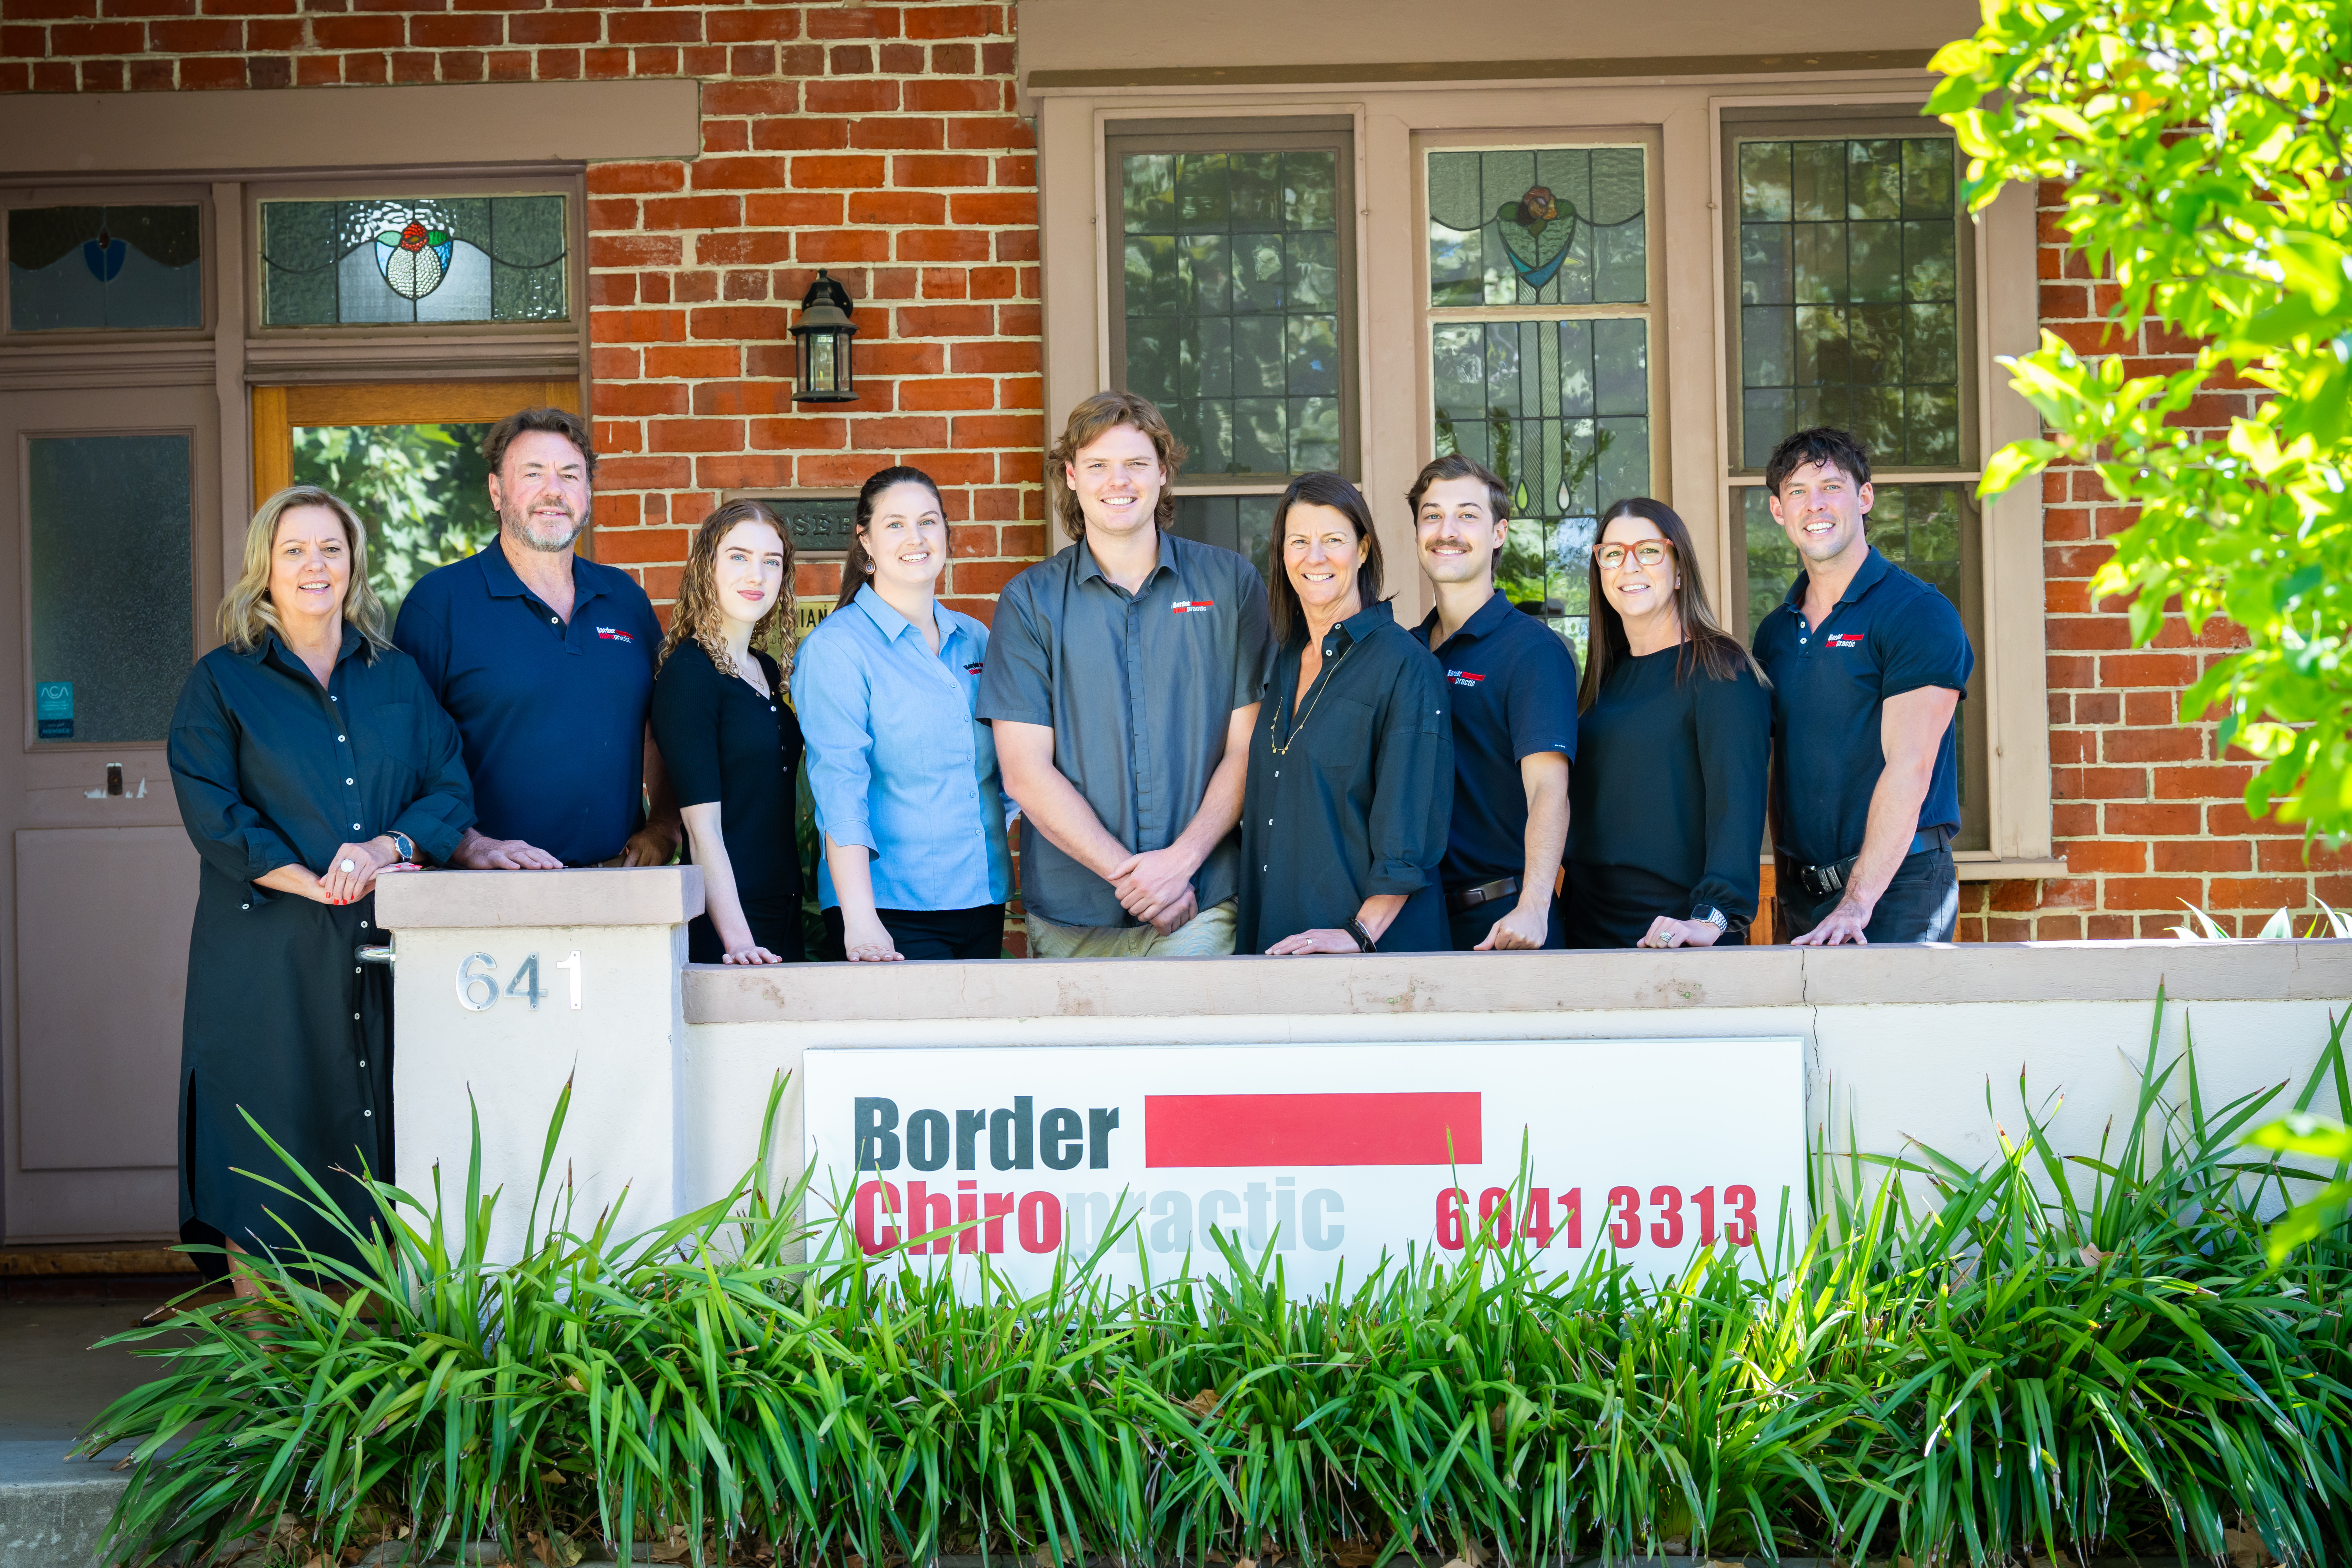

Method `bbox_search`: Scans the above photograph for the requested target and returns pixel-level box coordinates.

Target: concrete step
[0,1438,133,1568]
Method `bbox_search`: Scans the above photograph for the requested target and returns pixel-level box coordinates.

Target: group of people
[168,393,1971,1283]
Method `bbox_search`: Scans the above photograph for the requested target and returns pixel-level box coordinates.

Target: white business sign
[802,1038,1806,1290]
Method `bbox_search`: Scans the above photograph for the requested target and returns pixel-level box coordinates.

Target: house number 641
[455,950,583,1012]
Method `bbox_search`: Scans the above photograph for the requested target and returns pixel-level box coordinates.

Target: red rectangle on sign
[1145,1092,1481,1167]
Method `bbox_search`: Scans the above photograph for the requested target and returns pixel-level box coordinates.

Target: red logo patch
[1171,599,1216,614]
[1446,669,1485,687]
[1827,632,1864,649]
[596,626,634,643]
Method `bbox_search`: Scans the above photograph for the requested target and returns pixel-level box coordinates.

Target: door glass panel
[289,422,497,624]
[259,196,568,326]
[28,434,194,744]
[6,205,203,332]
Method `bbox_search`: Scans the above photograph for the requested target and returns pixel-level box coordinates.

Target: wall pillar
[373,867,700,1262]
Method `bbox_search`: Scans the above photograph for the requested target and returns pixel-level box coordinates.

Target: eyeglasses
[1593,540,1675,570]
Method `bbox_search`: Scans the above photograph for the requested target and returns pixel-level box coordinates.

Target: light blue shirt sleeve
[791,626,879,856]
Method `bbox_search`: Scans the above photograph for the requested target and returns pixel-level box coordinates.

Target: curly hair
[1045,390,1187,541]
[657,499,798,685]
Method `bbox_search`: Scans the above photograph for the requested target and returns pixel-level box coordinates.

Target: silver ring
[339,859,356,874]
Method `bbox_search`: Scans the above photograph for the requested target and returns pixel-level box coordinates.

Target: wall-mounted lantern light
[790,269,858,403]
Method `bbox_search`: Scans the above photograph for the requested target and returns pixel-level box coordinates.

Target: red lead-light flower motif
[375,217,455,300]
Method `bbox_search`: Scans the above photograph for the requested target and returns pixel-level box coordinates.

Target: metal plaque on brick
[736,493,856,556]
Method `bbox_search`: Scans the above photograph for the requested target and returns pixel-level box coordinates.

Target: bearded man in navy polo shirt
[1411,456,1578,950]
[1751,427,1974,944]
[394,407,680,870]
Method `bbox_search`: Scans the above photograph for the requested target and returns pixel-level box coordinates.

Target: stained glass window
[1432,318,1650,658]
[260,196,568,326]
[1733,137,1962,470]
[1428,147,1646,308]
[1116,145,1346,478]
[6,205,202,332]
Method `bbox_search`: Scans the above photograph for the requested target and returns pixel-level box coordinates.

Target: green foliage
[79,1001,2352,1568]
[289,423,499,625]
[1929,0,2352,836]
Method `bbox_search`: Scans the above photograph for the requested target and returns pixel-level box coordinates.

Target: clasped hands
[1108,844,1198,935]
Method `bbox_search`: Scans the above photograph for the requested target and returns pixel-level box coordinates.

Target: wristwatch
[1343,917,1376,952]
[388,830,416,864]
[1693,904,1729,933]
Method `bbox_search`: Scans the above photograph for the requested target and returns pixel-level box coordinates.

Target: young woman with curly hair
[649,499,804,963]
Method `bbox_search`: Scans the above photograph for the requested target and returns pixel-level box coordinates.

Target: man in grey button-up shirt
[978,391,1271,956]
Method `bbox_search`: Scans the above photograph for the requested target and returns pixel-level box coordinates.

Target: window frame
[1413,127,1668,652]
[0,182,216,345]
[1716,105,2001,859]
[1101,115,1361,489]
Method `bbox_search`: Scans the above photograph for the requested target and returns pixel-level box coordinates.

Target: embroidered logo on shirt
[1171,599,1216,614]
[965,661,984,675]
[1826,632,1864,649]
[1446,669,1486,687]
[596,626,635,643]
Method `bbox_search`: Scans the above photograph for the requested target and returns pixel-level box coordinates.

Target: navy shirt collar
[1318,597,1395,654]
[1416,588,1520,651]
[242,621,368,669]
[477,539,606,608]
[1780,544,1893,618]
[1074,528,1177,590]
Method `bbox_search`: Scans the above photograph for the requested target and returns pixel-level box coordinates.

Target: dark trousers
[1448,894,1570,951]
[821,903,1005,961]
[1782,845,1959,943]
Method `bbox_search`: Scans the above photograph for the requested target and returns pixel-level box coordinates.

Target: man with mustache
[394,407,679,870]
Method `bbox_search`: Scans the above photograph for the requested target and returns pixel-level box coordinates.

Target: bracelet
[1343,917,1376,952]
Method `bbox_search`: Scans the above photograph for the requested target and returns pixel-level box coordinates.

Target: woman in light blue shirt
[793,466,1013,961]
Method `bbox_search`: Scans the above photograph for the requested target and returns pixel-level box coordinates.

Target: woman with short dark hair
[1238,473,1453,956]
[171,485,473,1292]
[1563,497,1771,949]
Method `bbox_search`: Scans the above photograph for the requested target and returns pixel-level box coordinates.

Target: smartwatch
[1343,917,1376,952]
[1693,905,1729,933]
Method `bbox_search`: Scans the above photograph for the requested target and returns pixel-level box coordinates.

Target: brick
[806,0,895,36]
[596,383,689,418]
[850,115,946,150]
[895,153,991,187]
[589,161,685,197]
[904,2,998,37]
[797,452,884,486]
[927,40,972,72]
[2054,766,2147,800]
[691,155,795,190]
[2103,727,2203,764]
[707,6,796,41]
[806,76,896,114]
[588,233,681,268]
[639,194,742,230]
[799,228,892,263]
[948,190,1037,226]
[743,190,844,226]
[898,376,996,411]
[390,50,441,83]
[723,44,769,73]
[2258,837,2352,874]
[2206,801,2298,837]
[2204,877,2310,911]
[148,12,238,44]
[792,154,888,188]
[946,558,1027,597]
[411,10,499,42]
[2046,616,2130,651]
[643,344,744,380]
[848,415,949,450]
[896,303,992,337]
[2152,840,2249,873]
[703,78,795,115]
[309,12,398,45]
[2099,877,2206,912]
[895,228,990,262]
[2100,651,2195,688]
[608,6,694,41]
[825,40,870,70]
[179,53,247,85]
[438,49,487,78]
[904,77,997,112]
[2050,802,2098,838]
[952,413,1039,449]
[511,8,596,40]
[951,339,1041,374]
[998,302,1041,337]
[50,17,141,47]
[533,48,580,77]
[752,117,850,151]
[745,415,852,447]
[78,58,125,88]
[948,114,1034,150]
[2152,764,2255,800]
[848,188,946,225]
[2103,802,2199,836]
[592,307,688,343]
[598,455,695,491]
[2,0,92,17]
[591,525,692,565]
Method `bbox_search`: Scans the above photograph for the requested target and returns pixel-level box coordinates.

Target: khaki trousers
[1023,898,1238,958]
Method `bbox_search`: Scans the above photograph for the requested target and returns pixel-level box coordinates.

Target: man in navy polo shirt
[1411,456,1577,950]
[1751,427,1973,943]
[394,407,679,870]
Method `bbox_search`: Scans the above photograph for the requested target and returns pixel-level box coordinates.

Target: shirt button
[353,1012,361,1020]
[241,902,250,910]
[352,822,362,830]
[550,617,559,625]
[364,1109,372,1117]
[346,777,355,785]
[338,735,347,742]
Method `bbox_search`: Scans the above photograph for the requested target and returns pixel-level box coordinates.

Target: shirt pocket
[1310,694,1378,799]
[353,700,423,795]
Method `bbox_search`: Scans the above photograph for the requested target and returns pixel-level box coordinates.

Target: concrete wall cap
[374,867,704,930]
[682,938,2352,1024]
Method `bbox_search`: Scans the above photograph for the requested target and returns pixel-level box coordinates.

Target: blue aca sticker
[36,680,72,740]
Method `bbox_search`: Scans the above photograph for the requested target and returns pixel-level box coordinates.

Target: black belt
[1787,826,1953,900]
[1448,876,1518,912]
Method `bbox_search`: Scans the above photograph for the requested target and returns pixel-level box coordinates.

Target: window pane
[288,422,498,626]
[29,434,192,743]
[1170,493,1278,584]
[1732,136,1962,470]
[260,196,568,327]
[1121,148,1342,478]
[1427,146,1646,308]
[7,205,201,332]
[1431,318,1651,662]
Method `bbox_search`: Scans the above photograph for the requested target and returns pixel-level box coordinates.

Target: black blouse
[1563,645,1771,946]
[169,626,473,890]
[1238,601,1453,954]
[650,641,805,956]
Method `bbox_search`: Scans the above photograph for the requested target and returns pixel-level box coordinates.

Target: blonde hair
[657,500,798,684]
[219,486,392,655]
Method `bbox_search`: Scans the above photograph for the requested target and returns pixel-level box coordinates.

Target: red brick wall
[1952,179,2351,940]
[0,0,1046,622]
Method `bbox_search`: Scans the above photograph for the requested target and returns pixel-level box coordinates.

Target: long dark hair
[837,466,946,611]
[1267,471,1384,647]
[1577,497,1768,712]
